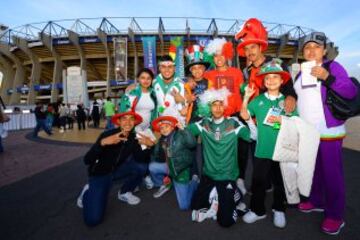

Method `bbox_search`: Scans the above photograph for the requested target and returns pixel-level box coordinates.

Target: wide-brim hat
[237,39,268,57]
[185,61,211,75]
[152,116,178,132]
[235,18,268,57]
[111,111,143,126]
[257,70,291,85]
[256,58,291,85]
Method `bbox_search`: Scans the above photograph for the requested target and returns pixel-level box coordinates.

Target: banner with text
[142,36,157,75]
[169,36,185,79]
[64,66,89,108]
[113,37,128,81]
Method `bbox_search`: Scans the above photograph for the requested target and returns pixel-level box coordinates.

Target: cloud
[340,51,360,58]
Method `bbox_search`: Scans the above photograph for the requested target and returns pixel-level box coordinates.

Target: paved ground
[0,129,359,239]
[0,130,89,187]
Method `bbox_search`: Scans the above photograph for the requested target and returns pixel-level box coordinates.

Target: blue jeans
[82,157,145,227]
[105,116,114,130]
[149,162,168,187]
[46,115,54,129]
[173,180,199,210]
[149,161,198,210]
[33,119,52,137]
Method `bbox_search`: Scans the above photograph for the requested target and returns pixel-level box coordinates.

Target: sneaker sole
[299,208,324,213]
[322,222,345,235]
[76,199,83,208]
[118,196,140,205]
[153,188,170,198]
[243,214,267,224]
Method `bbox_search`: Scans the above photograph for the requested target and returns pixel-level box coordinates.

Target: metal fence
[0,17,315,45]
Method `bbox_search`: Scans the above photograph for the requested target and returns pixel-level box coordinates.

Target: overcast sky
[1,0,359,78]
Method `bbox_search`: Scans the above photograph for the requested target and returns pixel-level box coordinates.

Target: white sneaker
[192,174,200,183]
[236,178,247,196]
[76,184,89,208]
[273,210,286,228]
[243,210,266,224]
[236,201,247,213]
[133,186,140,193]
[206,208,218,220]
[144,175,154,189]
[118,192,141,205]
[153,184,170,198]
[192,208,209,222]
[59,127,64,133]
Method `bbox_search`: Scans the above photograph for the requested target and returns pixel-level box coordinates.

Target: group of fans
[76,18,358,235]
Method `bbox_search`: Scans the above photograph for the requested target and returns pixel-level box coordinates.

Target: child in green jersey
[240,58,297,229]
[187,88,257,227]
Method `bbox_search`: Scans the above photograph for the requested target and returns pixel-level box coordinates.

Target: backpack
[323,61,360,120]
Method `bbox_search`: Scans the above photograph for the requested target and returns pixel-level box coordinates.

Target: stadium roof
[0,17,316,45]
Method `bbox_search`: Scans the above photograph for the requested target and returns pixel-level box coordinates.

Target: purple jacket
[320,60,358,128]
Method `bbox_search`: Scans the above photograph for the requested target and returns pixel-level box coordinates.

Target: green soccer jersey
[187,117,251,181]
[104,101,115,117]
[248,93,297,159]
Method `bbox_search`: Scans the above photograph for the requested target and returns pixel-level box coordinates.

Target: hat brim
[152,116,178,132]
[111,111,143,126]
[185,61,211,75]
[257,71,291,85]
[237,39,268,57]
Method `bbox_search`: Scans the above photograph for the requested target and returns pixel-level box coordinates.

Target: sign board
[113,37,128,81]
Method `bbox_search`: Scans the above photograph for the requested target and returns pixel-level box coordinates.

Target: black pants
[249,158,286,216]
[67,117,74,129]
[237,139,256,179]
[77,119,86,130]
[93,116,100,128]
[235,114,255,180]
[191,175,241,228]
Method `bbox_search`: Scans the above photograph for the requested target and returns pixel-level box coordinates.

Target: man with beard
[234,18,297,194]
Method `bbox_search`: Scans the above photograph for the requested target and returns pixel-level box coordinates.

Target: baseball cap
[303,32,327,47]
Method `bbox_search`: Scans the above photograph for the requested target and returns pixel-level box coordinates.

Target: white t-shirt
[135,92,155,132]
[294,76,345,138]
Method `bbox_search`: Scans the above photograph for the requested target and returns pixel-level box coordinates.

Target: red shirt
[204,67,244,116]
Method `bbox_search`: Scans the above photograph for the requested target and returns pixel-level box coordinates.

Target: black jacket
[34,106,47,120]
[84,128,141,176]
[76,107,87,121]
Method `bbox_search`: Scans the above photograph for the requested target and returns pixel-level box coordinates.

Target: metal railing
[0,17,315,45]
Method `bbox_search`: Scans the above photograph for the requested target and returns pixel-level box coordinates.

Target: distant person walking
[76,104,87,130]
[58,103,68,133]
[104,97,116,130]
[91,100,101,128]
[33,102,52,137]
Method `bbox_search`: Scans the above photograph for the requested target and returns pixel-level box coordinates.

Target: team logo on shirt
[259,101,264,106]
[278,100,285,109]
